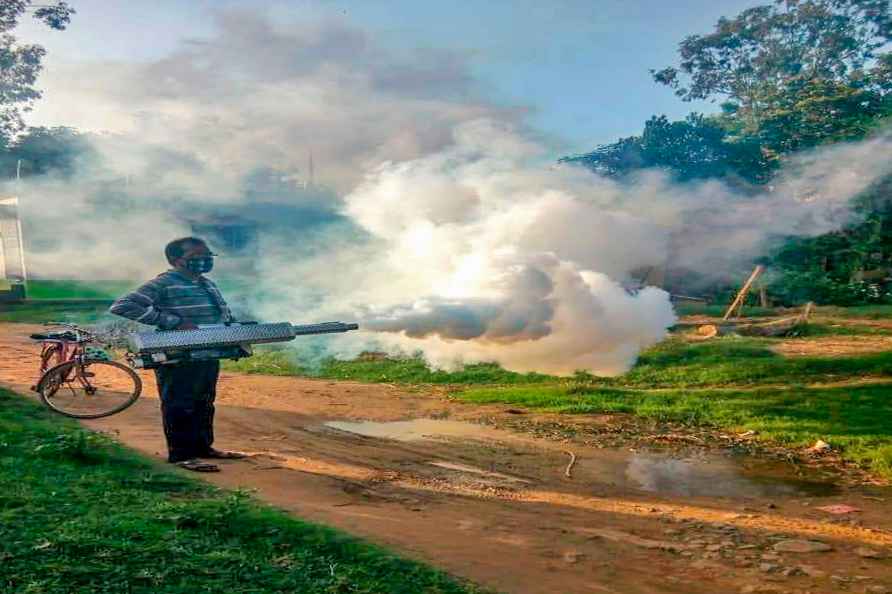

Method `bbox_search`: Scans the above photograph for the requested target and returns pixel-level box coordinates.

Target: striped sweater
[109,270,233,329]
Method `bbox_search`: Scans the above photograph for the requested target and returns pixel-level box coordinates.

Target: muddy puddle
[325,418,839,499]
[589,451,838,499]
[324,418,514,442]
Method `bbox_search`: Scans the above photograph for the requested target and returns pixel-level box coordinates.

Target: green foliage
[0,2,74,143]
[0,126,97,177]
[0,388,484,594]
[652,0,892,111]
[561,114,770,183]
[744,77,892,155]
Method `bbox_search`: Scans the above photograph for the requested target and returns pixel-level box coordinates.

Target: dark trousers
[154,360,220,463]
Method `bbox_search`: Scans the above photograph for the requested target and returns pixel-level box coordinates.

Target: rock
[808,439,832,454]
[706,544,724,552]
[761,553,781,561]
[816,504,861,515]
[773,539,833,553]
[866,586,890,594]
[781,566,803,577]
[856,547,887,559]
[562,551,583,564]
[759,563,779,573]
[832,575,850,583]
[798,564,827,578]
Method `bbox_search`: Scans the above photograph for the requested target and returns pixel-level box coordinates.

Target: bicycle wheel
[32,345,63,394]
[38,359,142,419]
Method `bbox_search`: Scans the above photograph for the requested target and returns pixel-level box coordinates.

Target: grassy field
[225,349,552,384]
[24,280,133,300]
[0,388,482,594]
[0,301,113,324]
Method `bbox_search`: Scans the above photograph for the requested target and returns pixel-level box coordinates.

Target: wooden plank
[723,265,764,321]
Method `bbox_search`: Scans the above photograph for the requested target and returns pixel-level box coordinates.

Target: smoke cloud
[12,12,892,375]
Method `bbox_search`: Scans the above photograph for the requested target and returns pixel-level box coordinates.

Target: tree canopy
[652,0,891,122]
[0,1,74,144]
[560,114,770,183]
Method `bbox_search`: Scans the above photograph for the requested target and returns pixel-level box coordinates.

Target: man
[110,237,244,472]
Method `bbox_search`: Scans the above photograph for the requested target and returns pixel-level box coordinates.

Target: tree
[0,126,93,177]
[0,1,74,144]
[560,114,770,183]
[743,76,891,156]
[653,0,891,122]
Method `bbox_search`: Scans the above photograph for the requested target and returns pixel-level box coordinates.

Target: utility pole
[308,149,315,188]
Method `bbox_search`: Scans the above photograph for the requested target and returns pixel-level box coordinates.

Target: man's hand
[176,321,198,331]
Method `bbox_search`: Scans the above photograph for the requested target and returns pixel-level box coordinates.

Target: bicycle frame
[33,323,96,388]
[38,339,83,373]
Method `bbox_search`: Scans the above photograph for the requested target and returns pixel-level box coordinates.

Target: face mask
[185,256,214,274]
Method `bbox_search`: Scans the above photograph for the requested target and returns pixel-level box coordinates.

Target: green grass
[819,305,892,319]
[0,302,114,324]
[460,382,892,477]
[673,302,778,318]
[226,335,892,389]
[25,280,133,300]
[223,348,307,376]
[223,349,552,385]
[599,337,892,388]
[316,357,551,385]
[0,388,483,594]
[791,322,892,337]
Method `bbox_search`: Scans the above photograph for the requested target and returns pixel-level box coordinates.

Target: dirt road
[3,323,892,594]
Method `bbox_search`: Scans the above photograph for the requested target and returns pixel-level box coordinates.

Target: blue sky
[19,0,760,153]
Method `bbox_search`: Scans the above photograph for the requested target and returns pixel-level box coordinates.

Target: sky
[18,0,761,155]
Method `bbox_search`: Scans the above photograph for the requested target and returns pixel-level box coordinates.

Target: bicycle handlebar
[44,322,96,337]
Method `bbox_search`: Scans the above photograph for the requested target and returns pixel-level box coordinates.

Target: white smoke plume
[254,120,889,375]
[13,12,892,375]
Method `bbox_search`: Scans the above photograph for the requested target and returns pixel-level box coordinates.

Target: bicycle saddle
[30,331,79,341]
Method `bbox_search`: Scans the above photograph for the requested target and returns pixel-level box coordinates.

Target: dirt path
[3,323,892,594]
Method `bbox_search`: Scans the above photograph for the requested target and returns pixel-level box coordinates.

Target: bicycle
[30,322,142,419]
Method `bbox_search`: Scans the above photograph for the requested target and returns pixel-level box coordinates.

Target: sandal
[201,448,247,460]
[174,458,220,472]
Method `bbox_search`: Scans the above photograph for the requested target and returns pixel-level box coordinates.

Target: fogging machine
[126,321,359,369]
